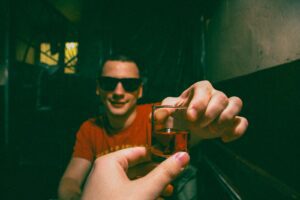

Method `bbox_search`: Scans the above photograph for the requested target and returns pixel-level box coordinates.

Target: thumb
[137,152,190,197]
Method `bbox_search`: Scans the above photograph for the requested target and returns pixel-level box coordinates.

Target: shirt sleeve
[72,121,95,162]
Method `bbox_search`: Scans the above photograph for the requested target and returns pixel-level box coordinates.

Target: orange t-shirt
[72,104,153,162]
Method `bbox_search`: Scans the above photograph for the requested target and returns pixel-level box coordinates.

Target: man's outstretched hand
[159,81,249,145]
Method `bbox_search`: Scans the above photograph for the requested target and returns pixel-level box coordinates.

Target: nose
[113,82,126,95]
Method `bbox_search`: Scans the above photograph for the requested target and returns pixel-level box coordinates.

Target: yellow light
[65,42,78,50]
[40,43,59,66]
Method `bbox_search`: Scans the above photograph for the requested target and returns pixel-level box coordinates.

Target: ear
[96,85,100,95]
[138,85,143,99]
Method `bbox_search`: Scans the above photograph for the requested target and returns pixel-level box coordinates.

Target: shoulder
[80,118,96,127]
[79,117,104,131]
[75,117,105,142]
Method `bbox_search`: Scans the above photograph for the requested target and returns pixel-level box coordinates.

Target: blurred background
[0,0,299,199]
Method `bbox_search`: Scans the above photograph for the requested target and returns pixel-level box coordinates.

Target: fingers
[153,106,188,126]
[82,147,152,200]
[118,147,149,168]
[221,116,249,142]
[127,162,158,180]
[95,147,148,171]
[160,81,249,143]
[186,87,244,129]
[161,97,178,106]
[161,184,174,197]
[153,107,173,122]
[161,81,213,122]
[207,96,243,131]
[137,152,190,198]
[218,96,243,124]
[185,81,212,122]
[198,91,229,128]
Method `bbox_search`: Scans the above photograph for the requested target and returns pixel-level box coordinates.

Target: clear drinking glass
[151,105,190,162]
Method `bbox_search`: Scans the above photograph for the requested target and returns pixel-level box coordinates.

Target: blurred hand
[81,147,190,200]
[158,81,248,144]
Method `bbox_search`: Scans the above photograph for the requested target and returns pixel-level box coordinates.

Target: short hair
[104,54,137,64]
[98,54,143,77]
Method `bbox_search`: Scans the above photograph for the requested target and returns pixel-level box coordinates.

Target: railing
[199,141,300,200]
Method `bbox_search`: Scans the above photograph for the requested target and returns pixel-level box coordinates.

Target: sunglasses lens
[98,77,118,91]
[98,77,142,92]
[121,79,142,92]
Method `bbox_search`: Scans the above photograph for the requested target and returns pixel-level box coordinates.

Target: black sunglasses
[97,76,142,92]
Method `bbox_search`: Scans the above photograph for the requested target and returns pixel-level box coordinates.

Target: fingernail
[173,152,189,167]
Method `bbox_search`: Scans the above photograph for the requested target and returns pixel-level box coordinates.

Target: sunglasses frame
[97,76,143,92]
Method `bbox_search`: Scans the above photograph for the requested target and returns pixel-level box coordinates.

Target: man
[58,55,248,200]
[81,147,190,200]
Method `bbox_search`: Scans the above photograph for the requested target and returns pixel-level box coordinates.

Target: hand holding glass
[151,105,190,162]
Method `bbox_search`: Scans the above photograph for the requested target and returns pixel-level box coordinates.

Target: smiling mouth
[110,101,127,107]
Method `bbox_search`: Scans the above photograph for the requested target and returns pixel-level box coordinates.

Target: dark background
[0,0,299,199]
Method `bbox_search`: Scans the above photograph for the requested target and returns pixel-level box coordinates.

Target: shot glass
[151,105,190,162]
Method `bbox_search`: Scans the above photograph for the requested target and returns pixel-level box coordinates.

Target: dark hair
[98,54,144,77]
[104,54,138,64]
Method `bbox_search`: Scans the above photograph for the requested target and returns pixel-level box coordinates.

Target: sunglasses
[97,76,143,92]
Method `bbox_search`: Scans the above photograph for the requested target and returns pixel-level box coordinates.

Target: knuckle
[220,112,233,122]
[201,80,212,87]
[216,92,229,107]
[195,101,207,112]
[230,96,243,107]
[234,117,249,136]
[196,80,212,91]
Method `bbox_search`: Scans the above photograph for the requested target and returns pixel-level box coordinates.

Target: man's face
[97,60,143,117]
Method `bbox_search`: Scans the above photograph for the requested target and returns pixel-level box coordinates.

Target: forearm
[58,177,82,200]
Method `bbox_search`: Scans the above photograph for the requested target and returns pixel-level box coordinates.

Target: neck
[105,108,137,133]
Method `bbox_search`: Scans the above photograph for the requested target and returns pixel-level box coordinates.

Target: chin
[110,110,128,116]
[107,103,137,117]
[107,106,129,116]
